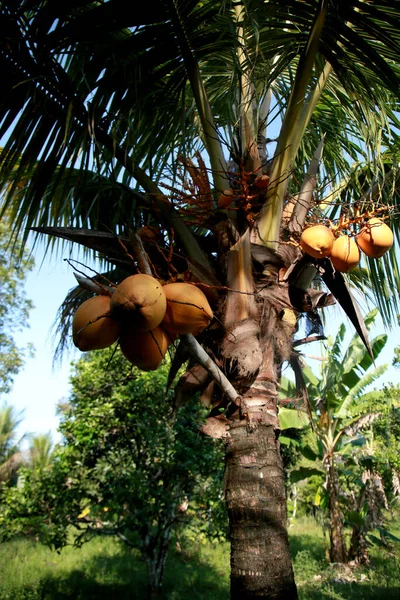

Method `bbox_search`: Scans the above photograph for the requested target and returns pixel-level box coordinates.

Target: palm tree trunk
[225,357,297,599]
[326,454,347,563]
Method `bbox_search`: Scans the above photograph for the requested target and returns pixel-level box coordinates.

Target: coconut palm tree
[282,309,388,562]
[1,2,400,598]
[0,403,25,485]
[28,432,54,471]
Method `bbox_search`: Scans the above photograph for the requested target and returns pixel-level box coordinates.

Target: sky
[5,241,400,448]
[8,244,82,444]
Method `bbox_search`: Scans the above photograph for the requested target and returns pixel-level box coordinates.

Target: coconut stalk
[123,236,241,404]
[93,129,218,286]
[73,273,114,296]
[256,0,329,248]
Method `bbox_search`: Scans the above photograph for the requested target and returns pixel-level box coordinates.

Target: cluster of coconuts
[300,218,394,272]
[72,275,213,371]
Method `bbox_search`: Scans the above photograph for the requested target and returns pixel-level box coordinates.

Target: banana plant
[1,2,400,598]
[281,309,388,562]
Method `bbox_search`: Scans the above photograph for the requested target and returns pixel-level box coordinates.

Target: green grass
[0,519,398,599]
[290,517,400,600]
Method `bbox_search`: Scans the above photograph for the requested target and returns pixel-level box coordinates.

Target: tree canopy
[0,213,34,396]
[0,351,225,593]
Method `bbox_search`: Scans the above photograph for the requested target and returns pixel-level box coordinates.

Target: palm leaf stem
[182,334,240,406]
[289,136,325,235]
[224,229,257,327]
[256,0,329,248]
[234,2,260,171]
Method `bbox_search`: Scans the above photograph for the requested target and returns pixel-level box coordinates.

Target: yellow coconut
[300,225,334,259]
[119,325,171,371]
[329,235,360,273]
[356,218,394,258]
[72,295,120,351]
[217,188,235,208]
[110,274,166,331]
[161,283,213,336]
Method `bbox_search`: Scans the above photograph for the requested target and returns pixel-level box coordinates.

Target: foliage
[371,385,400,506]
[0,402,25,486]
[393,347,400,369]
[0,214,34,396]
[0,351,226,590]
[280,311,396,562]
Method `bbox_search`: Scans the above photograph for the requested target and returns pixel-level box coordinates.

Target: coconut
[161,283,213,336]
[329,235,360,273]
[119,325,171,371]
[254,174,270,189]
[300,225,334,259]
[356,218,394,258]
[110,274,166,331]
[217,188,235,208]
[73,295,120,351]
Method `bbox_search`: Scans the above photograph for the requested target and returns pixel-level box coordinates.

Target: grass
[290,517,400,600]
[0,518,398,599]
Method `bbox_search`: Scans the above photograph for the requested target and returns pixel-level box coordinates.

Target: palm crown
[1,1,400,598]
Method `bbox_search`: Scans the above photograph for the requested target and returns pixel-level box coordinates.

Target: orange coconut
[161,283,213,336]
[356,218,394,258]
[329,235,360,273]
[254,174,270,189]
[217,188,235,208]
[300,225,334,259]
[110,274,166,331]
[72,295,120,351]
[119,325,171,371]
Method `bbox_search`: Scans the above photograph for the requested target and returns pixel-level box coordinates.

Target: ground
[0,517,399,599]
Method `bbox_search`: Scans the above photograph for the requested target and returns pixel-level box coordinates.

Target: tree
[27,432,54,471]
[282,310,389,562]
[0,351,225,597]
[0,214,34,395]
[370,384,400,508]
[0,402,25,485]
[1,2,400,598]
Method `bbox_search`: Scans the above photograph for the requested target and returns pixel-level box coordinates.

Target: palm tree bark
[225,287,298,599]
[226,420,297,599]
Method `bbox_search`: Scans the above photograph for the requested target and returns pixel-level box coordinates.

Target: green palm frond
[1,0,400,331]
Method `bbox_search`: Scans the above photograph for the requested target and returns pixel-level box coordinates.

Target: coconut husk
[221,318,263,384]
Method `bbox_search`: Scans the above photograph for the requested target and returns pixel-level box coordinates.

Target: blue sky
[6,241,400,447]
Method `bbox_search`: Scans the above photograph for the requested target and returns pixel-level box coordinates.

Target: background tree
[27,432,54,471]
[0,402,25,486]
[1,2,400,598]
[371,384,400,508]
[0,213,34,395]
[281,311,389,562]
[0,351,225,597]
